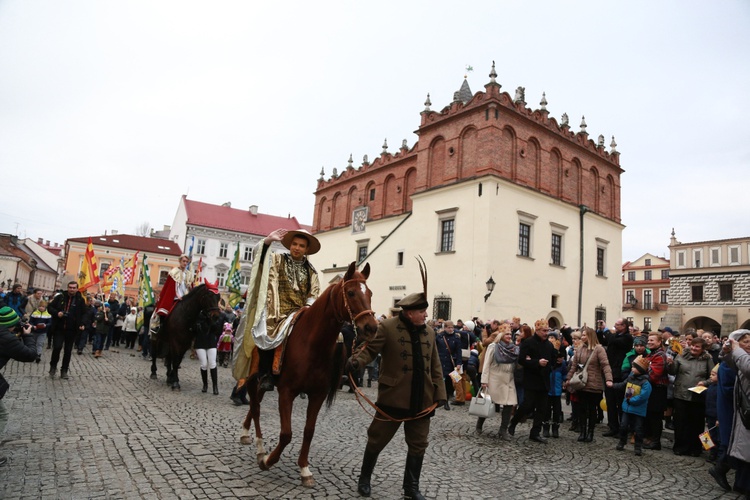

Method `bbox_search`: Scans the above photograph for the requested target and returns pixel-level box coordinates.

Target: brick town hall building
[310,62,624,326]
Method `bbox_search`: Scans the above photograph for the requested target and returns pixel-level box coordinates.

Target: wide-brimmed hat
[281,229,321,255]
[0,306,20,328]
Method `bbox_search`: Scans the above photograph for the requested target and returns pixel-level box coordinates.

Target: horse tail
[326,341,345,408]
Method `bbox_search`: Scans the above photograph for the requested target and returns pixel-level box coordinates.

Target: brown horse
[239,261,378,487]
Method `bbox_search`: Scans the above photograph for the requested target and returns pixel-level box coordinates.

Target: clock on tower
[352,207,368,233]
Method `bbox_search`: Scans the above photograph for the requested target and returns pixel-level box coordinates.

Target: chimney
[37,238,43,244]
[111,230,118,235]
[222,202,231,208]
[45,240,50,245]
[249,205,258,215]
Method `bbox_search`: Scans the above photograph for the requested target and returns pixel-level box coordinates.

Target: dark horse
[239,261,378,487]
[150,282,221,390]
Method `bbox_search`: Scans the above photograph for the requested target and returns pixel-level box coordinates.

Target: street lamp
[484,276,496,303]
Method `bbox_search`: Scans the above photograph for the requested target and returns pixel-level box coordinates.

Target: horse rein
[347,372,438,422]
[335,278,375,325]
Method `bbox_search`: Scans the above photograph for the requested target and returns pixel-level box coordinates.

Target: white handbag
[468,389,494,418]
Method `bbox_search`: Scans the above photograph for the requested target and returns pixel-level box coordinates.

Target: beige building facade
[663,230,750,334]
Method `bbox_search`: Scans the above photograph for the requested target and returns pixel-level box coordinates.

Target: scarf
[399,312,426,417]
[494,340,519,364]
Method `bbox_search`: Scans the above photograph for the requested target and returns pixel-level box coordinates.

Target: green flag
[226,242,242,307]
[136,254,155,331]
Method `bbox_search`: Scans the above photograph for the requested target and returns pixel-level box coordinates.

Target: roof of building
[183,197,311,235]
[67,234,183,256]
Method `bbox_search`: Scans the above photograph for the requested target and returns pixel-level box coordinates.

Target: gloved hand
[345,357,359,374]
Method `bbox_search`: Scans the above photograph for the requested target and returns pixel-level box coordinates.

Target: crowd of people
[430,315,750,496]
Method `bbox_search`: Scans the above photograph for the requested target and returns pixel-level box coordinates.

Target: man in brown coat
[347,292,446,500]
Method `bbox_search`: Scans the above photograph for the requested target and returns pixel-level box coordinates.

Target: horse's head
[197,280,221,319]
[339,261,378,337]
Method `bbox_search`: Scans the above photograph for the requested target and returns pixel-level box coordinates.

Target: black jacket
[598,329,634,381]
[0,325,37,399]
[47,292,86,334]
[518,334,556,392]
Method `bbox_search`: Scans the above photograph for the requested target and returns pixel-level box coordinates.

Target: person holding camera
[0,306,37,466]
[47,281,86,380]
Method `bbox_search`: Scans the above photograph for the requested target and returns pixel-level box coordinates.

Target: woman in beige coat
[477,324,518,439]
[564,326,613,443]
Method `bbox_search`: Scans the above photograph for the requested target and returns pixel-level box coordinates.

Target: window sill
[596,274,607,279]
[516,255,535,261]
[549,263,565,269]
[435,251,456,255]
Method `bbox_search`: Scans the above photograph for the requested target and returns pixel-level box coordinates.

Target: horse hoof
[257,455,270,470]
[150,373,157,380]
[301,476,315,488]
[240,436,252,445]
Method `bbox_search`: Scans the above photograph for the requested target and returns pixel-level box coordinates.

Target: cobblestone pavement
[0,349,743,499]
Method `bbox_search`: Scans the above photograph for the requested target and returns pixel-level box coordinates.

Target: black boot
[542,423,550,438]
[258,349,275,392]
[475,417,485,435]
[403,454,425,500]
[551,424,560,438]
[201,369,208,393]
[584,415,595,443]
[357,449,379,497]
[577,420,588,442]
[210,367,219,395]
[709,459,732,492]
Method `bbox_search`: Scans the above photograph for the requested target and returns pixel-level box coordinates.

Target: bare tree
[135,221,151,237]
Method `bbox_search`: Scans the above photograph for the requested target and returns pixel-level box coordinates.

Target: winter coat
[647,347,670,387]
[352,314,446,418]
[548,359,567,397]
[518,334,556,392]
[614,371,652,417]
[47,291,86,334]
[566,344,612,394]
[123,312,138,333]
[598,329,633,381]
[704,382,718,419]
[724,347,750,463]
[0,324,37,398]
[480,342,517,406]
[716,361,737,452]
[94,309,113,335]
[668,350,714,402]
[436,331,462,377]
[621,347,651,376]
[29,309,52,335]
[4,291,28,318]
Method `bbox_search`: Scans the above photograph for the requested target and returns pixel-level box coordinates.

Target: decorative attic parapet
[419,61,621,167]
[316,139,418,188]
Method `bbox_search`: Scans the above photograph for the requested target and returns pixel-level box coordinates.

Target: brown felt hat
[281,229,321,255]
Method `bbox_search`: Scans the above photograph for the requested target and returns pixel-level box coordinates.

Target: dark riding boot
[403,454,425,500]
[201,369,208,393]
[357,449,379,497]
[584,414,595,443]
[210,367,219,395]
[475,417,485,435]
[542,423,550,438]
[259,349,275,392]
[577,419,588,442]
[551,424,560,438]
[709,459,732,492]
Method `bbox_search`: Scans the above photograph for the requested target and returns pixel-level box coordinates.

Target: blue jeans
[619,411,645,444]
[93,331,105,352]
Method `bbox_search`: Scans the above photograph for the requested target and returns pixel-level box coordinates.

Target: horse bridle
[336,278,375,325]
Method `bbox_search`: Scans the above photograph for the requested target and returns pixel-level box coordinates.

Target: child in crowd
[566,330,582,432]
[615,355,652,456]
[543,335,567,438]
[704,363,720,463]
[466,348,480,396]
[621,335,649,378]
[28,301,52,363]
[217,322,234,368]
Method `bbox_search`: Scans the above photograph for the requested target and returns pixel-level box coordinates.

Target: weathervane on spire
[465,64,473,78]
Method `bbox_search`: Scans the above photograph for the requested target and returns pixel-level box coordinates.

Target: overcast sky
[1,1,748,262]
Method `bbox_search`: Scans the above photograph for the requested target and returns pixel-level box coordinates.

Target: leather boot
[542,423,550,438]
[577,420,588,442]
[403,454,425,500]
[709,459,731,492]
[584,414,595,443]
[357,449,379,497]
[210,367,219,395]
[551,424,560,438]
[201,369,208,393]
[475,417,485,435]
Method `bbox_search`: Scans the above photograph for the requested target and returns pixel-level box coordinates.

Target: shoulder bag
[568,347,595,392]
[469,388,494,418]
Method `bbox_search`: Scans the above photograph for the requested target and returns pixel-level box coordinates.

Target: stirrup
[259,374,274,392]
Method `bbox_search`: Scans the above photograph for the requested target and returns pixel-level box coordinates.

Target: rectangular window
[551,233,562,265]
[661,269,669,279]
[357,245,368,263]
[595,306,606,323]
[440,219,455,252]
[597,247,605,276]
[694,249,702,268]
[644,317,653,332]
[719,283,734,301]
[643,290,653,309]
[369,189,375,201]
[551,295,558,308]
[710,247,721,266]
[243,246,252,261]
[397,251,404,266]
[677,250,686,268]
[729,245,740,265]
[627,271,635,281]
[691,285,703,302]
[216,271,226,287]
[434,297,451,321]
[660,289,669,304]
[196,239,206,255]
[518,223,530,257]
[644,270,652,281]
[645,258,651,266]
[625,290,635,304]
[159,270,169,286]
[240,274,251,286]
[99,261,111,278]
[219,242,228,258]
